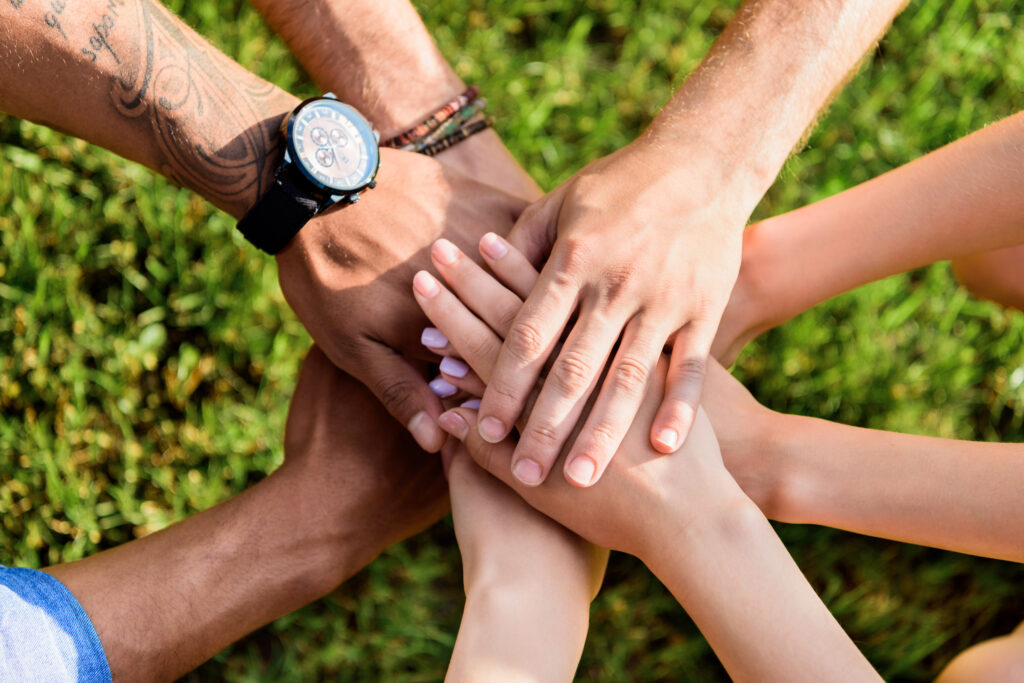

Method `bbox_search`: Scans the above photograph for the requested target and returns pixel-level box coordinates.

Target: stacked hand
[276,134,539,453]
[475,138,747,488]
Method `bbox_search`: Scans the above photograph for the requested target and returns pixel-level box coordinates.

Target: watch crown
[368,180,378,189]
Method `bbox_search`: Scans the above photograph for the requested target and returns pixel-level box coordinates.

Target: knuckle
[556,237,591,280]
[372,375,424,417]
[550,349,595,396]
[597,265,638,306]
[585,419,621,452]
[675,356,708,386]
[506,320,548,363]
[524,422,562,450]
[612,355,651,395]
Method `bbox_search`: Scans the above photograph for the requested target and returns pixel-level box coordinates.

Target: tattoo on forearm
[109,0,289,212]
[45,0,70,40]
[80,0,124,61]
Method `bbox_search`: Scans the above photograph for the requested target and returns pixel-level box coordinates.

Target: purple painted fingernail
[440,356,469,378]
[421,327,449,349]
[460,398,481,410]
[429,376,458,398]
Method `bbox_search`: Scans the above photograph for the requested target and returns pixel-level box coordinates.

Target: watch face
[287,99,380,193]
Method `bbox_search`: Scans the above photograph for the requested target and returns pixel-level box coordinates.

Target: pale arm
[717,112,1024,361]
[444,445,605,683]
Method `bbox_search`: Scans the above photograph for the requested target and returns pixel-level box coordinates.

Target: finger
[479,232,541,303]
[421,327,458,357]
[439,356,487,397]
[431,238,525,337]
[355,341,445,453]
[413,270,503,381]
[509,303,626,486]
[563,317,665,487]
[505,192,561,269]
[650,322,714,453]
[437,407,521,490]
[476,265,578,447]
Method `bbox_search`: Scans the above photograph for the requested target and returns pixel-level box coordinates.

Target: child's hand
[413,235,750,562]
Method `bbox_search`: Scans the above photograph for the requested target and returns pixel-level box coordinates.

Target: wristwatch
[237,93,381,254]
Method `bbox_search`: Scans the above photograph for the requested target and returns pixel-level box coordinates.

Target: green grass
[2,0,1023,680]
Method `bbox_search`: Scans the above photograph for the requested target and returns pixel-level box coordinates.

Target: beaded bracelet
[402,98,487,151]
[382,86,480,148]
[417,117,492,157]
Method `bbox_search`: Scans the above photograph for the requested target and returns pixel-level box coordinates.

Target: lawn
[1,0,1023,680]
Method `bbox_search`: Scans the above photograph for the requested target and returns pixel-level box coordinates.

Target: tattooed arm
[0,0,531,451]
[0,0,290,218]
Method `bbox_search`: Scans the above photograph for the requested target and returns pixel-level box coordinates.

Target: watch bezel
[284,96,381,195]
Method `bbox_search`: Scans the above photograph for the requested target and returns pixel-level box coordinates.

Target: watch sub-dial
[310,127,329,147]
[315,148,336,168]
[330,128,349,147]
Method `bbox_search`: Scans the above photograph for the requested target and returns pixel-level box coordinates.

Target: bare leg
[936,621,1024,683]
[952,244,1024,312]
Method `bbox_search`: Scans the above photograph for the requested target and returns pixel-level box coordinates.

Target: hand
[475,137,746,488]
[276,146,532,453]
[412,236,747,560]
[444,439,606,599]
[279,345,450,582]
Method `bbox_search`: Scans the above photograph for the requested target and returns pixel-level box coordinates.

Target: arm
[700,364,1024,563]
[443,443,606,683]
[0,0,534,451]
[716,111,1024,363]
[46,348,448,681]
[476,0,909,491]
[246,0,540,202]
[413,236,879,681]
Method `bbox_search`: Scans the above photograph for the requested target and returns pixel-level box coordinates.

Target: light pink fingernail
[478,417,508,443]
[513,458,543,486]
[654,427,679,452]
[413,271,440,298]
[565,455,597,487]
[438,410,469,440]
[433,238,459,266]
[460,398,481,410]
[429,376,458,398]
[421,327,449,349]
[407,411,441,452]
[480,233,508,260]
[440,356,469,378]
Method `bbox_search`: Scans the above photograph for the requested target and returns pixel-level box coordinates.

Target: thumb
[355,343,446,453]
[506,192,563,269]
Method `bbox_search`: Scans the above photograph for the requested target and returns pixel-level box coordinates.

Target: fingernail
[460,398,481,410]
[440,356,469,378]
[433,238,459,266]
[565,455,596,486]
[438,410,469,440]
[429,376,458,398]
[480,232,508,260]
[478,416,508,443]
[421,327,449,349]
[407,411,441,452]
[654,427,679,452]
[513,458,543,486]
[413,271,440,298]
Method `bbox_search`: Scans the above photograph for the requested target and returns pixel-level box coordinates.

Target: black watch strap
[237,169,325,254]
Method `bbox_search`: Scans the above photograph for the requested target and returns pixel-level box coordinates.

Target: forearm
[741,112,1024,326]
[248,0,462,138]
[45,467,359,681]
[648,494,879,683]
[770,413,1024,562]
[646,0,907,210]
[249,0,542,201]
[448,578,591,683]
[0,0,296,218]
